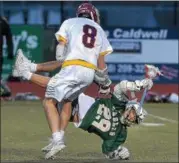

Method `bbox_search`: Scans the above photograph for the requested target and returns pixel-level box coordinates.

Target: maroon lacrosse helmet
[76,2,100,24]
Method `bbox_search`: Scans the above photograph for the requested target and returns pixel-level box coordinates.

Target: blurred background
[1,1,178,102]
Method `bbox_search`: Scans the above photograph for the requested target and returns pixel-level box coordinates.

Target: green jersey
[79,95,127,154]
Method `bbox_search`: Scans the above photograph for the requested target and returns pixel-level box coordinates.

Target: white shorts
[74,93,95,127]
[45,66,95,102]
[56,93,95,127]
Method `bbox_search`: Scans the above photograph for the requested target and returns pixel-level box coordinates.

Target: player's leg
[43,72,70,159]
[12,49,62,88]
[43,98,66,158]
[44,66,94,159]
[58,92,90,131]
[12,49,66,158]
[59,101,72,131]
[30,74,50,88]
[73,93,95,127]
[13,49,61,77]
[13,59,51,88]
[44,101,71,159]
[58,67,95,135]
[30,75,65,132]
[58,66,94,131]
[42,98,81,154]
[35,61,62,72]
[44,103,72,159]
[41,99,64,153]
[41,73,68,157]
[77,93,95,119]
[43,100,76,159]
[43,98,61,133]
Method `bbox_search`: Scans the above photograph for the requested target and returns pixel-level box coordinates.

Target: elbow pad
[56,44,67,61]
[117,80,140,93]
[116,78,153,94]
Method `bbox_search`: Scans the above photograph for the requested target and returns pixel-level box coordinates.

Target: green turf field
[1,101,178,163]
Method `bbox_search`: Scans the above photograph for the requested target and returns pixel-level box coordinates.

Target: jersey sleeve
[55,20,69,44]
[99,30,113,56]
[102,126,127,154]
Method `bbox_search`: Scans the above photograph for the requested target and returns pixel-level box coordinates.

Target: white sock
[23,71,32,80]
[60,130,65,137]
[52,131,64,142]
[30,63,37,72]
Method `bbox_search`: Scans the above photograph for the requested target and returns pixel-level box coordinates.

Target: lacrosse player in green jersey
[69,64,163,160]
[69,83,149,160]
[12,49,163,160]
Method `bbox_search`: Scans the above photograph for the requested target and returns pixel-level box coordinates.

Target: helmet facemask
[120,101,147,127]
[120,107,137,126]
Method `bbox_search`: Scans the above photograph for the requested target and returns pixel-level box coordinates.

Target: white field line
[141,123,165,126]
[147,113,178,124]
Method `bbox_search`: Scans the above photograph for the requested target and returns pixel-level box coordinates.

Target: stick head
[145,64,164,79]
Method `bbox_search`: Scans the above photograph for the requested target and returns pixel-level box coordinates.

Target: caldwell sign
[112,28,168,39]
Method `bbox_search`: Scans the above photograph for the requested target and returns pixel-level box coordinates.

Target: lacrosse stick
[140,64,164,107]
[140,87,148,106]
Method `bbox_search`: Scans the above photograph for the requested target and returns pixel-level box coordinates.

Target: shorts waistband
[62,60,97,70]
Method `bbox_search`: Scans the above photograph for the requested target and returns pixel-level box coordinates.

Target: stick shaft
[140,88,148,106]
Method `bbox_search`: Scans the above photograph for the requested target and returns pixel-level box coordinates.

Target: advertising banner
[107,63,178,84]
[104,27,178,84]
[2,25,43,79]
[105,27,179,64]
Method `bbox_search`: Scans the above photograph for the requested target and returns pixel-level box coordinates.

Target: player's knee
[43,98,48,110]
[43,98,57,110]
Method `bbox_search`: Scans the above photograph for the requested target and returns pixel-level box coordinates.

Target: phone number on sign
[107,63,145,74]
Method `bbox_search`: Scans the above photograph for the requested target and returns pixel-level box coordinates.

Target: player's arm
[94,30,113,94]
[113,65,163,98]
[55,41,67,61]
[112,77,154,102]
[97,55,106,70]
[95,55,112,91]
[114,78,153,95]
[55,20,69,61]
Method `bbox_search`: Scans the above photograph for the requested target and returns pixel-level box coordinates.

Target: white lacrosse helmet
[120,101,147,126]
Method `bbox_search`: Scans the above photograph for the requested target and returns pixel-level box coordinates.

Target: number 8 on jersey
[82,24,97,48]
